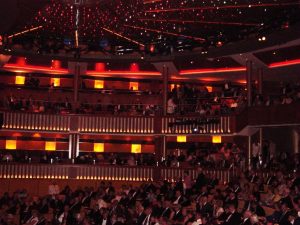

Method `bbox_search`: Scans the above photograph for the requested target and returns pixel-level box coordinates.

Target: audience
[1,166,300,225]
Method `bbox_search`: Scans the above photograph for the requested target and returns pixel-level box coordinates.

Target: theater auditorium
[0,0,300,224]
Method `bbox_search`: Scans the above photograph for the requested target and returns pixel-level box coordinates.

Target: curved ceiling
[1,0,300,55]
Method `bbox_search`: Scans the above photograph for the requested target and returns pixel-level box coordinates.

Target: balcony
[1,111,233,135]
[0,163,235,183]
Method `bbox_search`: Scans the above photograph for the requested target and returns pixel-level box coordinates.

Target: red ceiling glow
[130,63,139,72]
[180,67,246,75]
[268,59,300,68]
[3,64,68,74]
[95,63,106,72]
[86,70,161,76]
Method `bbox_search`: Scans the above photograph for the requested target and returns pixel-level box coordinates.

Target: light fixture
[131,144,141,153]
[94,143,104,152]
[6,140,16,150]
[94,80,104,89]
[212,136,222,143]
[129,82,139,91]
[50,78,60,87]
[15,75,25,85]
[45,141,56,151]
[177,136,187,143]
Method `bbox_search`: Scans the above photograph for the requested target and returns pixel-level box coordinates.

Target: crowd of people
[3,81,300,117]
[167,83,246,116]
[252,83,300,107]
[1,166,300,225]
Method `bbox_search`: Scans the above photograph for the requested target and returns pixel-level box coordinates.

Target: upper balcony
[1,102,299,135]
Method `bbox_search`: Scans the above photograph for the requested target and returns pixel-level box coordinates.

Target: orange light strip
[146,2,300,13]
[180,67,246,75]
[124,24,205,41]
[8,26,43,39]
[139,18,260,27]
[3,64,68,74]
[86,70,161,76]
[102,27,145,47]
[268,59,300,68]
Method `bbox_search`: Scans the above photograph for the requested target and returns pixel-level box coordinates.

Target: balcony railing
[162,116,232,134]
[2,112,71,132]
[0,164,235,183]
[1,111,232,134]
[78,116,155,134]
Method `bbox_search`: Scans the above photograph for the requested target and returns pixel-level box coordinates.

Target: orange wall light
[212,136,222,143]
[129,82,139,91]
[177,136,187,143]
[50,78,60,87]
[131,144,141,153]
[6,140,16,150]
[94,143,104,152]
[15,75,25,85]
[94,80,104,89]
[45,141,56,151]
[206,86,213,93]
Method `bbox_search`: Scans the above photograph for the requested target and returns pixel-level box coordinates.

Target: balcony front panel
[0,164,234,183]
[78,116,155,134]
[161,116,233,134]
[1,112,70,132]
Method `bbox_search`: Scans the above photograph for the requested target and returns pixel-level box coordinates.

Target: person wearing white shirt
[48,181,60,196]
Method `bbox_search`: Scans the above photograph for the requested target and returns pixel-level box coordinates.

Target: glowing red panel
[180,67,246,75]
[268,59,300,68]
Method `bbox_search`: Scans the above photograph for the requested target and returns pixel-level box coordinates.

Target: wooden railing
[0,164,234,183]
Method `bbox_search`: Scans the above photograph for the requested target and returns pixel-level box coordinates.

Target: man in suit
[279,202,291,225]
[240,210,252,225]
[142,206,152,225]
[288,210,300,225]
[195,168,207,189]
[223,204,241,225]
[196,195,213,217]
[172,190,184,205]
[160,199,172,219]
[172,205,184,222]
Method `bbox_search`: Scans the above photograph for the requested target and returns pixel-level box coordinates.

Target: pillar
[162,65,169,116]
[292,129,299,154]
[73,63,80,106]
[246,61,253,107]
[259,128,263,152]
[69,133,79,161]
[257,68,263,95]
[248,135,252,170]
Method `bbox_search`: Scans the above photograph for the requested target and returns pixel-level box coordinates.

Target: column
[248,135,252,170]
[246,60,253,107]
[69,133,79,161]
[292,129,299,154]
[73,62,80,107]
[162,65,169,116]
[153,136,164,181]
[257,68,264,95]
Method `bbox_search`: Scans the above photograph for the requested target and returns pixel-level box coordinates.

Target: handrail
[0,163,233,183]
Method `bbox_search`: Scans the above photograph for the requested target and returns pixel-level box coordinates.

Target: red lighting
[146,2,300,13]
[268,59,300,68]
[139,18,260,27]
[180,67,246,75]
[124,24,205,41]
[86,70,161,76]
[3,64,68,74]
[130,63,139,72]
[51,60,61,69]
[95,63,106,72]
